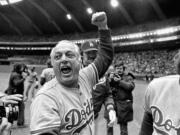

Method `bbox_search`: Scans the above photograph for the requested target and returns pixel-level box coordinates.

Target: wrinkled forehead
[53,40,79,54]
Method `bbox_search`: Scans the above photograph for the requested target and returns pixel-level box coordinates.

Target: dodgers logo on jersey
[151,106,180,135]
[63,99,94,135]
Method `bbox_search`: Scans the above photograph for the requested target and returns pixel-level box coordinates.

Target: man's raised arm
[92,12,114,79]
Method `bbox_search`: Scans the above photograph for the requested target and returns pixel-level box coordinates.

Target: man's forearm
[104,94,114,109]
[119,81,135,91]
[94,29,113,78]
[139,111,153,135]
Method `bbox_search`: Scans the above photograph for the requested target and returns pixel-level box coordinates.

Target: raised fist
[91,11,108,30]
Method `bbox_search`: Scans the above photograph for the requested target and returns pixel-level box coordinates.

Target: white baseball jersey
[40,68,55,82]
[30,64,98,135]
[144,75,180,135]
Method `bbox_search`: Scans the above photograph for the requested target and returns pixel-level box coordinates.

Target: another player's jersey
[30,64,98,135]
[40,68,55,82]
[144,75,180,135]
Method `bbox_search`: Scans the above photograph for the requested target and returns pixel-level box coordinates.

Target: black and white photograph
[0,0,180,135]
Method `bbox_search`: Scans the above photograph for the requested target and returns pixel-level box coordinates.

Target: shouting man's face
[51,40,81,88]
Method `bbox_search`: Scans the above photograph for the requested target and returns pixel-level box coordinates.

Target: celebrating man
[30,11,113,135]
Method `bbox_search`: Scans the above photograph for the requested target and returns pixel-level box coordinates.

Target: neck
[58,79,79,89]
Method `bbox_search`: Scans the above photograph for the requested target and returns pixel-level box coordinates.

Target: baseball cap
[81,41,98,52]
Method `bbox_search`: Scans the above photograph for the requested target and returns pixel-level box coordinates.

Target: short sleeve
[30,94,61,135]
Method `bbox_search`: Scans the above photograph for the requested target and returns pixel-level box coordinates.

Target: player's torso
[150,76,180,135]
[52,79,94,135]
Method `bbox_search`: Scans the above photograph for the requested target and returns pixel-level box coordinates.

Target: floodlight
[110,0,119,8]
[66,14,72,20]
[86,7,93,14]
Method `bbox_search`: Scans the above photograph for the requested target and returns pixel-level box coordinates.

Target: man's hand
[114,76,121,82]
[1,94,23,105]
[0,118,11,135]
[108,110,116,127]
[91,11,108,30]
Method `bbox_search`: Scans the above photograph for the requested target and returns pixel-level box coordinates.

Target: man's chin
[60,76,75,87]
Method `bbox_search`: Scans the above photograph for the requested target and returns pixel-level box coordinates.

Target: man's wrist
[98,25,108,30]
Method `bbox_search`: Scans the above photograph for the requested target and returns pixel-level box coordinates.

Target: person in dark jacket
[5,63,27,126]
[81,41,116,135]
[109,62,135,135]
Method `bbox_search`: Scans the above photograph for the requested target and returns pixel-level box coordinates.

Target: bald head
[50,40,80,58]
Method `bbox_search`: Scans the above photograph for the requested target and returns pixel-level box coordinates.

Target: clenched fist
[91,11,108,30]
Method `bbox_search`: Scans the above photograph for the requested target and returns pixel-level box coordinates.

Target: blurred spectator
[114,50,178,76]
[24,67,38,101]
[40,59,55,86]
[109,62,135,135]
[4,63,27,126]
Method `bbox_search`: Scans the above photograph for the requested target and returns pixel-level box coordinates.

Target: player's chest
[61,92,94,134]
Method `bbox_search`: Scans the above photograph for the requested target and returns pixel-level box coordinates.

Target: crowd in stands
[7,55,49,65]
[3,49,177,77]
[11,49,177,77]
[114,49,178,76]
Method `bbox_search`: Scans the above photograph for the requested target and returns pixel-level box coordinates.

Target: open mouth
[61,66,72,75]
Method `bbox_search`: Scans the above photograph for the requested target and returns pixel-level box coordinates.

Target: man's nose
[60,55,68,64]
[61,54,67,61]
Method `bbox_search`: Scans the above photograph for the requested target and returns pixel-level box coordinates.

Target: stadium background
[0,0,180,134]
